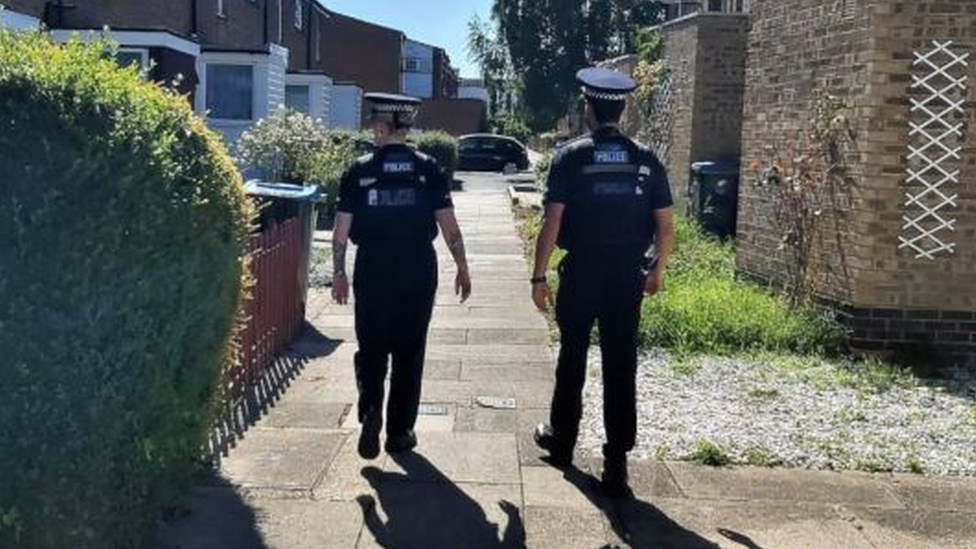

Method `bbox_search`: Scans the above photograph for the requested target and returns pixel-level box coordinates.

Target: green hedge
[411,131,458,179]
[0,32,252,549]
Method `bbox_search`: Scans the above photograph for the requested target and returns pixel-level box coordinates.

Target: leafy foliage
[0,32,252,548]
[517,204,847,357]
[632,29,667,120]
[479,0,667,131]
[490,114,534,144]
[411,131,459,179]
[235,107,330,184]
[640,218,847,356]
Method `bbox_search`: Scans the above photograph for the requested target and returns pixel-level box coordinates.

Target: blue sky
[319,0,492,78]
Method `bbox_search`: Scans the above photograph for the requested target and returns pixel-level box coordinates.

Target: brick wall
[659,16,699,206]
[739,0,976,365]
[320,11,402,94]
[650,13,748,210]
[197,0,269,51]
[2,0,47,19]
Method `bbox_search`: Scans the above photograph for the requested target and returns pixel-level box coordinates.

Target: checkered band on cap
[371,103,418,114]
[581,87,630,101]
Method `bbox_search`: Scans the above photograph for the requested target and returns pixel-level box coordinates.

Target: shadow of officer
[560,466,733,549]
[357,453,525,549]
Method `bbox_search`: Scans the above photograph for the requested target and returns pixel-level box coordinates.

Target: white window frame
[295,0,304,30]
[116,47,150,71]
[203,63,256,122]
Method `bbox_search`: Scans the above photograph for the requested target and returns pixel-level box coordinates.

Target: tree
[472,0,666,132]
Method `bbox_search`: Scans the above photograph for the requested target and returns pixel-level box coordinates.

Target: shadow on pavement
[358,453,525,549]
[209,322,343,461]
[561,467,730,549]
[153,479,269,549]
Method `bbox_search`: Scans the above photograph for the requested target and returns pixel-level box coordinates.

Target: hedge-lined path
[156,172,976,549]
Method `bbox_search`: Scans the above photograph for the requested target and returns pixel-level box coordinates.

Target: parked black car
[457,134,530,174]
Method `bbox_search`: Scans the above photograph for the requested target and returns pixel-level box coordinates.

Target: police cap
[576,67,637,102]
[365,92,421,128]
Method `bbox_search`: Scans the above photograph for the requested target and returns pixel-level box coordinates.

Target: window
[402,57,432,74]
[294,0,303,30]
[206,64,254,120]
[115,48,148,71]
[286,85,311,114]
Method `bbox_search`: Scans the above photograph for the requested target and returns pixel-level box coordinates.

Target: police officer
[531,68,675,497]
[332,93,472,459]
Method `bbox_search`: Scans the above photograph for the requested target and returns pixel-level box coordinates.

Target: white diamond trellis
[900,40,969,260]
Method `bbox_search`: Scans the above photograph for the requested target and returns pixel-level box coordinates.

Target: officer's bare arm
[435,209,469,273]
[652,208,675,271]
[332,212,353,279]
[533,204,565,279]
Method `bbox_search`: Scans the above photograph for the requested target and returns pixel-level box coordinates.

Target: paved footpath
[158,173,976,549]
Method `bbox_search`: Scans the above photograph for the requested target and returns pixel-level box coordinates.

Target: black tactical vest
[349,147,438,251]
[558,132,656,255]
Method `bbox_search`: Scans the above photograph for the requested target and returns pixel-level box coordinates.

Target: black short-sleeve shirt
[337,144,453,250]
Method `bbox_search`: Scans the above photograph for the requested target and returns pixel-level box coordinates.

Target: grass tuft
[689,439,732,467]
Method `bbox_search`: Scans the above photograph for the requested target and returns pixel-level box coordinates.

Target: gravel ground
[578,349,976,476]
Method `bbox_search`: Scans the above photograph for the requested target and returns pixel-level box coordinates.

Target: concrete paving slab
[259,401,349,430]
[522,466,600,509]
[888,473,976,512]
[313,434,388,503]
[455,407,548,434]
[843,507,976,549]
[666,462,905,508]
[461,361,555,382]
[355,480,524,549]
[524,506,608,549]
[423,358,462,380]
[471,380,556,409]
[220,429,344,491]
[381,432,521,485]
[430,344,552,363]
[466,328,553,345]
[621,498,874,549]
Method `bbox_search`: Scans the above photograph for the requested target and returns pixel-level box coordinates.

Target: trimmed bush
[0,32,252,549]
[308,136,359,214]
[411,131,458,179]
[235,107,329,184]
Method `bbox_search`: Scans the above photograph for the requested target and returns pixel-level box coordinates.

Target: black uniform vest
[558,131,656,255]
[349,147,438,251]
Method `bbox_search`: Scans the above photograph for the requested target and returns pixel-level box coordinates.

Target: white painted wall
[285,73,333,126]
[330,84,363,131]
[195,44,289,143]
[401,39,434,99]
[0,9,41,31]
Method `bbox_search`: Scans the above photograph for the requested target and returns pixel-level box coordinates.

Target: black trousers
[353,244,438,437]
[550,252,645,459]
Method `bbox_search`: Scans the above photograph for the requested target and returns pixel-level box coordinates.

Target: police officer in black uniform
[332,93,472,460]
[531,68,675,498]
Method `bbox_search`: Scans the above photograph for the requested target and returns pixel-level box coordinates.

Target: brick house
[1,0,342,139]
[738,0,976,365]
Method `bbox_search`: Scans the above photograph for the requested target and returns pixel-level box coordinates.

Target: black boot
[534,424,573,467]
[385,430,418,454]
[602,454,631,499]
[358,407,382,460]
